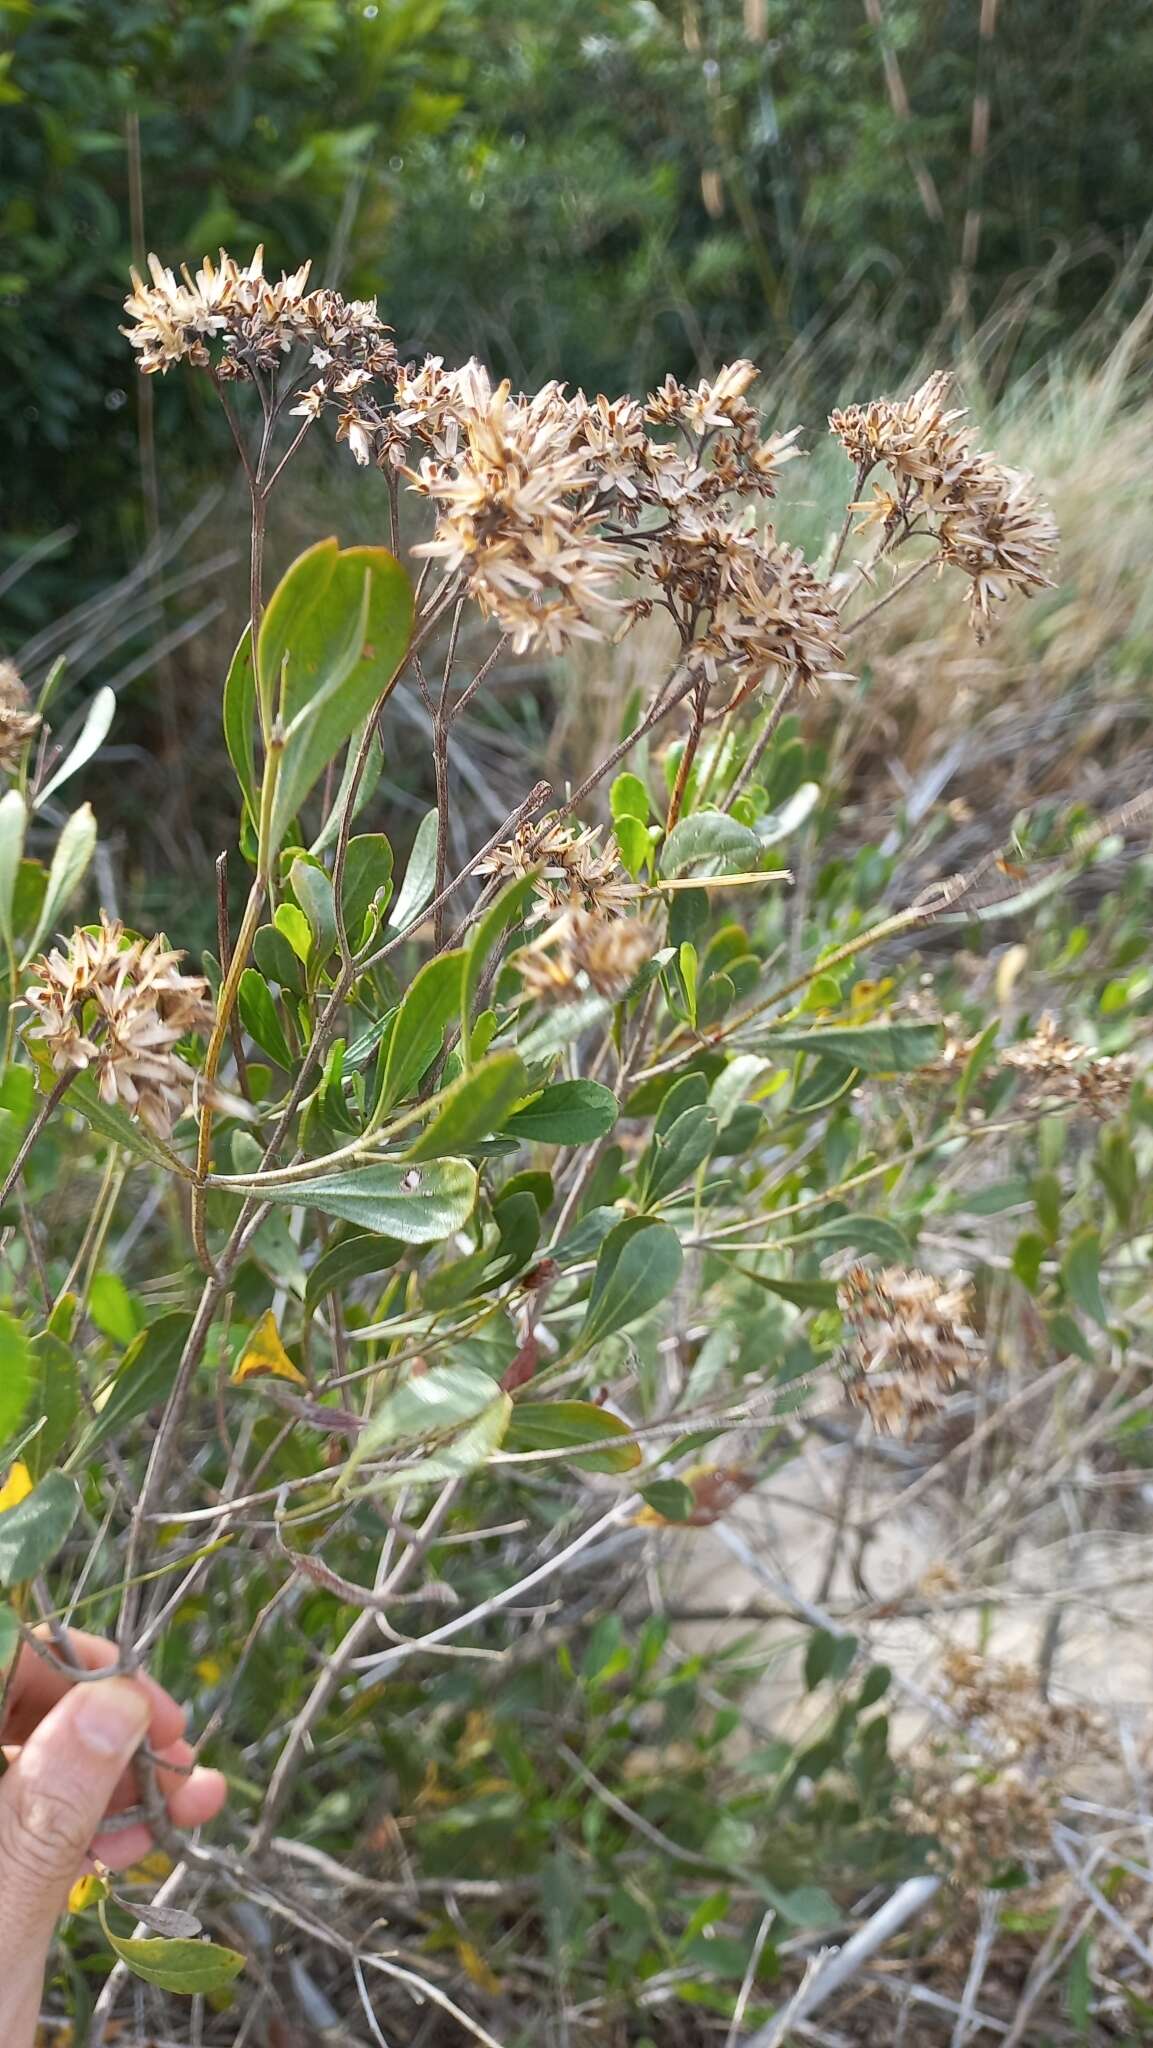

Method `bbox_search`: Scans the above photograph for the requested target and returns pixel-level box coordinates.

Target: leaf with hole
[253,1158,477,1242]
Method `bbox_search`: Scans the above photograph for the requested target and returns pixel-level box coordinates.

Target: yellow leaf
[230,1310,308,1387]
[67,1872,106,1914]
[125,1850,173,1884]
[0,1462,33,1513]
[456,1940,502,1996]
[196,1655,224,1685]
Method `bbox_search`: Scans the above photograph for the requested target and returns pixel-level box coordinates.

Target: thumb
[0,1678,151,1945]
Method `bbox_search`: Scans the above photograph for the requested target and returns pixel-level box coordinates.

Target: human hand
[0,1627,227,2047]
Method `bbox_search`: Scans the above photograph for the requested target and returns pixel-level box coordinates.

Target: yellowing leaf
[230,1310,308,1388]
[125,1850,174,1884]
[457,1940,502,1996]
[0,1461,33,1512]
[68,1872,107,1914]
[196,1655,224,1685]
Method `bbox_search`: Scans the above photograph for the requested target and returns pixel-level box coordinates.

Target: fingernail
[73,1680,151,1759]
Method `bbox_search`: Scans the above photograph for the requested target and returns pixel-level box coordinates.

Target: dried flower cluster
[1002,1013,1134,1117]
[0,659,41,773]
[122,248,395,466]
[837,1263,982,1433]
[830,371,1058,633]
[476,817,634,924]
[24,913,214,1138]
[515,909,655,1006]
[899,1649,1097,1887]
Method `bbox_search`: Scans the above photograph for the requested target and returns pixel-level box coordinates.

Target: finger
[0,1678,151,1960]
[1,1630,185,1749]
[89,1764,228,1872]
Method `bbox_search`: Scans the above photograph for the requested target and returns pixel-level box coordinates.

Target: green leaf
[288,857,337,965]
[254,1158,477,1242]
[505,1399,642,1472]
[374,961,459,1118]
[24,1332,79,1480]
[259,540,414,852]
[0,787,27,949]
[0,1312,32,1442]
[346,1361,503,1478]
[661,811,760,876]
[610,772,651,824]
[804,1628,858,1689]
[62,1072,177,1166]
[0,1469,80,1586]
[1063,1226,1108,1327]
[304,1230,404,1313]
[388,808,439,934]
[796,1213,910,1261]
[274,901,311,965]
[340,833,393,946]
[640,1479,694,1521]
[88,1272,141,1347]
[578,1218,683,1352]
[71,1313,193,1462]
[103,1933,245,1995]
[35,686,115,810]
[222,626,258,825]
[21,802,97,964]
[462,871,538,1038]
[613,813,652,880]
[637,1104,717,1207]
[731,1266,838,1311]
[768,1023,940,1074]
[407,1051,529,1160]
[363,1391,512,1493]
[238,969,294,1069]
[502,1079,618,1146]
[0,1603,18,1678]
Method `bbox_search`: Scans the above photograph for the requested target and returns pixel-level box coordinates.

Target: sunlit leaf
[259,539,413,852]
[377,949,465,1110]
[253,1158,477,1242]
[103,1932,245,1995]
[345,1361,503,1482]
[34,686,115,810]
[0,787,27,950]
